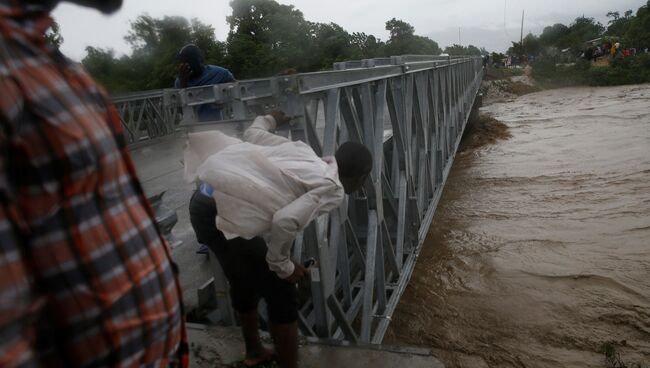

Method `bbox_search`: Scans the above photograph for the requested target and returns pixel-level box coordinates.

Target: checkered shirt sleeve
[0,6,187,368]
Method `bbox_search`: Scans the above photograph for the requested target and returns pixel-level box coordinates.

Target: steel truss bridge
[114,55,484,344]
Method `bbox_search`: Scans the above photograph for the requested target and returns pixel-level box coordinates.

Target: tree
[350,32,385,59]
[226,0,312,78]
[45,21,64,48]
[81,14,226,92]
[510,33,541,56]
[444,44,483,56]
[191,18,228,67]
[121,15,226,90]
[383,18,441,56]
[79,2,452,94]
[565,16,604,50]
[624,1,650,49]
[82,47,126,93]
[385,18,414,40]
[539,23,571,49]
[606,10,635,36]
[310,23,355,68]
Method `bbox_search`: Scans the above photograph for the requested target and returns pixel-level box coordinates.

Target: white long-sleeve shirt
[184,115,345,278]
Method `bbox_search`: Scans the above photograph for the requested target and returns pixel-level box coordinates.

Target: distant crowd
[581,41,647,62]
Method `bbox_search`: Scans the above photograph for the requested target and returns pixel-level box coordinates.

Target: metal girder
[114,54,484,344]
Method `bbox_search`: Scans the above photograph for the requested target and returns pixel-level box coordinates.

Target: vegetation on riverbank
[531,54,650,87]
[508,1,650,62]
[506,0,650,88]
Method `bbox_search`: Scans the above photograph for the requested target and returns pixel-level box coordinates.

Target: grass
[485,66,524,81]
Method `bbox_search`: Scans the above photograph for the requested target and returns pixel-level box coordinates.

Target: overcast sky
[53,0,646,61]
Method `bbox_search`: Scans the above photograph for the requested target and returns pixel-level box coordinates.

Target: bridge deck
[129,134,212,309]
[187,324,444,368]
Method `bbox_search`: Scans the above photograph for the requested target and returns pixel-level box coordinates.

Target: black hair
[335,142,373,178]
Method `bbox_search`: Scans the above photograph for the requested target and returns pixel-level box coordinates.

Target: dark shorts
[189,191,298,324]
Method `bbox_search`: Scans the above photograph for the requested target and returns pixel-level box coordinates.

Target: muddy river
[387,84,650,367]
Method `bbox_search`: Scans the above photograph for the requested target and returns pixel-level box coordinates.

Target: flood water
[387,84,650,367]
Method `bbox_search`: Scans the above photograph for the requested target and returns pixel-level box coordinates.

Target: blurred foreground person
[0,1,187,366]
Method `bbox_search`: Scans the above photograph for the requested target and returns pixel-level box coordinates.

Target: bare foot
[243,346,275,367]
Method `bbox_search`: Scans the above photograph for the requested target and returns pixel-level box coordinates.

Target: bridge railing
[116,55,484,344]
[113,90,182,144]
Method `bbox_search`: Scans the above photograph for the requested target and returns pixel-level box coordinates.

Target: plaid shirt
[0,2,187,367]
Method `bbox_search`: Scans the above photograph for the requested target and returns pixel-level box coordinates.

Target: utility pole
[520,10,525,45]
[459,27,461,45]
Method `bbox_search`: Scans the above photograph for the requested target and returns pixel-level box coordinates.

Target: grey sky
[53,0,647,61]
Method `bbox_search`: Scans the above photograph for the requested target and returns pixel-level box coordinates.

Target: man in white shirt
[186,111,372,368]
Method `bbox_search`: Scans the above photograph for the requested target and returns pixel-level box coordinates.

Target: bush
[531,59,588,87]
[531,54,650,87]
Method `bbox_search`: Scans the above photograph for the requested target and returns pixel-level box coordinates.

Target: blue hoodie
[174,65,235,121]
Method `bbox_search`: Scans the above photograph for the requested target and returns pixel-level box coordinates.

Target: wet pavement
[130,134,212,309]
[187,324,444,368]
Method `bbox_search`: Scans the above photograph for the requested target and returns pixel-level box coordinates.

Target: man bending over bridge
[185,112,372,368]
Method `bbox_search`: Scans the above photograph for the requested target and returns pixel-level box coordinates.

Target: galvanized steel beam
[114,54,484,344]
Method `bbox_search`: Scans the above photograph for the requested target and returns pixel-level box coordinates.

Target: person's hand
[269,110,292,127]
[177,62,192,88]
[284,261,307,284]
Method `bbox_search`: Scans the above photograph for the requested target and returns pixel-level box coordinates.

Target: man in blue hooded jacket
[175,44,235,122]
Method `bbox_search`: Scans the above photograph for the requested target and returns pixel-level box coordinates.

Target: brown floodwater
[387,84,650,368]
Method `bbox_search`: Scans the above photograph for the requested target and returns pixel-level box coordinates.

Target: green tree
[226,0,312,78]
[80,2,453,93]
[565,16,604,50]
[444,44,483,56]
[385,18,414,40]
[606,10,635,37]
[191,19,228,67]
[538,23,571,49]
[624,1,650,50]
[121,15,227,90]
[82,15,226,92]
[509,33,542,56]
[82,47,130,93]
[383,18,441,56]
[350,32,385,59]
[45,21,64,48]
[310,23,355,68]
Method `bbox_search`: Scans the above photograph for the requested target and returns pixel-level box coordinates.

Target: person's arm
[0,127,39,367]
[177,62,192,88]
[221,68,236,83]
[267,181,344,279]
[243,114,291,146]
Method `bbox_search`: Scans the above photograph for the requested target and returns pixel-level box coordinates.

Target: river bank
[387,83,650,368]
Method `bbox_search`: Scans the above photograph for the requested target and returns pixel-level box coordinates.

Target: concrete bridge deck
[187,324,444,368]
[129,133,212,309]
